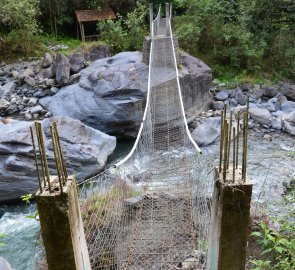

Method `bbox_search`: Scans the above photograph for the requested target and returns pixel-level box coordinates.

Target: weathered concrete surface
[0,116,116,202]
[39,51,212,138]
[36,176,91,270]
[207,167,252,270]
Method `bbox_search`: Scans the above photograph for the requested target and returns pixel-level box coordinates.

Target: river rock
[262,86,278,98]
[282,119,295,136]
[69,73,80,85]
[0,81,16,97]
[0,116,116,202]
[42,53,53,68]
[215,90,228,101]
[281,101,295,114]
[0,99,10,111]
[69,53,84,74]
[19,68,34,81]
[86,45,111,61]
[260,102,276,112]
[249,108,271,125]
[271,117,282,130]
[24,76,36,87]
[43,66,54,79]
[192,117,221,147]
[234,88,247,105]
[212,101,224,110]
[0,257,12,270]
[229,98,238,107]
[29,105,43,115]
[54,53,70,86]
[40,51,212,137]
[278,82,295,101]
[27,98,38,107]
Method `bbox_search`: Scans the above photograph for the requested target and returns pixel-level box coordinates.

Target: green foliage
[0,0,39,33]
[0,0,42,59]
[0,233,6,247]
[97,2,148,53]
[250,193,295,270]
[21,194,33,204]
[174,0,295,79]
[39,0,73,37]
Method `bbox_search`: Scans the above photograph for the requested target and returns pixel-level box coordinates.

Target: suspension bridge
[78,4,214,270]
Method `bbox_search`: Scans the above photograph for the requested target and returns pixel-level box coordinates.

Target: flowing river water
[0,132,294,269]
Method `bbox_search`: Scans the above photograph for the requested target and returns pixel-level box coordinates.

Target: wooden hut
[75,8,116,42]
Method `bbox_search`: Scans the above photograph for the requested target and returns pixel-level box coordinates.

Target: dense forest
[0,0,294,80]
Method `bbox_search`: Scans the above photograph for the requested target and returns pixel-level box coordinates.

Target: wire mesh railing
[78,4,214,270]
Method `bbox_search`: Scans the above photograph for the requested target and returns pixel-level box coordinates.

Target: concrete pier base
[36,176,91,270]
[207,166,252,270]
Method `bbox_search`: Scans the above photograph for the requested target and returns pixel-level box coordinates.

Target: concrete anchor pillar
[36,176,91,270]
[207,166,252,270]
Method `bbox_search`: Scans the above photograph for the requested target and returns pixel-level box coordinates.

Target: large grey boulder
[262,86,278,98]
[40,51,212,137]
[192,117,221,147]
[278,82,295,101]
[215,90,228,101]
[234,88,247,105]
[0,257,12,270]
[249,108,272,125]
[0,116,116,202]
[69,53,84,74]
[0,81,16,97]
[86,45,111,62]
[54,53,70,86]
[42,53,53,68]
[281,101,295,114]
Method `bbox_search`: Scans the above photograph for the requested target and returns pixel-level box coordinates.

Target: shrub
[97,2,148,53]
[0,0,42,59]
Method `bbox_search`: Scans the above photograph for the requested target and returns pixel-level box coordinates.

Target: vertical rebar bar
[35,122,46,187]
[223,122,228,181]
[227,111,233,169]
[233,127,236,184]
[236,111,240,169]
[30,126,42,193]
[36,122,52,192]
[242,112,247,182]
[243,97,250,181]
[219,111,224,173]
[53,122,68,182]
[50,125,63,193]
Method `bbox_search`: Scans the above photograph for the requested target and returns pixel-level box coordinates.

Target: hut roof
[75,8,116,23]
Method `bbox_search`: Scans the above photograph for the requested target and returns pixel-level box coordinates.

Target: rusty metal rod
[243,97,250,181]
[53,130,65,185]
[233,127,236,184]
[242,112,247,181]
[236,111,240,169]
[227,111,233,169]
[35,122,46,187]
[37,122,52,192]
[50,125,63,193]
[219,111,224,173]
[53,122,68,182]
[223,122,228,181]
[30,126,42,193]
